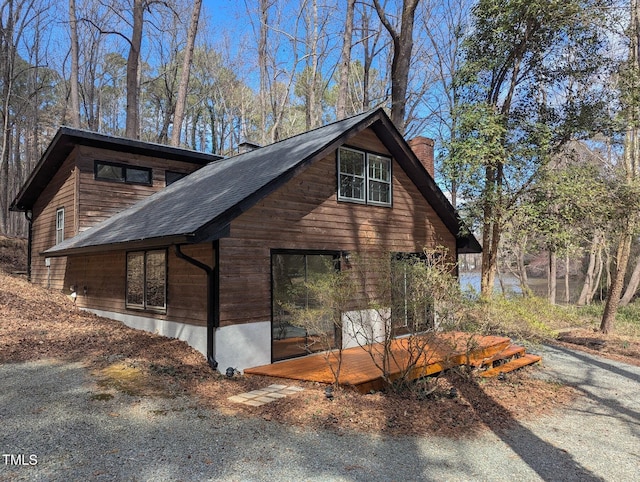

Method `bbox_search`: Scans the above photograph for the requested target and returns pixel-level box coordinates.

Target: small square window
[165,171,187,186]
[125,167,152,184]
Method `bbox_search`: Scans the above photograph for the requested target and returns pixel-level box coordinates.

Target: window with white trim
[338,147,391,206]
[126,250,167,311]
[55,208,64,244]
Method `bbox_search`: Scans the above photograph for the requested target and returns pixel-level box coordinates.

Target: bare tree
[123,0,144,138]
[336,0,355,119]
[170,0,202,146]
[1,0,49,234]
[372,0,420,134]
[68,0,80,127]
[577,231,605,306]
[422,0,471,208]
[257,0,270,145]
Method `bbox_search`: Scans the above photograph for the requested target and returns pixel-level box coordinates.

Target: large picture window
[338,147,392,206]
[126,250,167,311]
[95,161,152,185]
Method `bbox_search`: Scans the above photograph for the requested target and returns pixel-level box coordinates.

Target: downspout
[24,210,33,281]
[174,243,219,371]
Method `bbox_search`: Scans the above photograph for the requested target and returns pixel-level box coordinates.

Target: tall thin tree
[170,0,202,147]
[336,0,355,119]
[68,0,80,127]
[125,0,144,139]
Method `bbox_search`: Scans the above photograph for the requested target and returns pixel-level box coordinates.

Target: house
[11,108,481,372]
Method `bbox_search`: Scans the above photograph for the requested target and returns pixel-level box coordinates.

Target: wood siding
[30,153,78,289]
[31,126,458,334]
[66,243,210,326]
[30,144,206,289]
[218,128,457,327]
[75,145,204,230]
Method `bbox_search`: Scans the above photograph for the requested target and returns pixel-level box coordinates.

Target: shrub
[467,295,584,341]
[286,247,473,391]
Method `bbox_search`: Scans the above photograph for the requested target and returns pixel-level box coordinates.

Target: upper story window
[165,171,187,186]
[338,147,391,206]
[95,161,152,185]
[55,208,64,244]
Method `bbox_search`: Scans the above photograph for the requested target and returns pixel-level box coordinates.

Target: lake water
[459,271,587,303]
[459,272,521,295]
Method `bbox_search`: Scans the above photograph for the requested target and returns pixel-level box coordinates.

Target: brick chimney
[408,136,435,178]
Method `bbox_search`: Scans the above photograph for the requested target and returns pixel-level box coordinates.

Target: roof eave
[42,234,193,257]
[369,116,482,252]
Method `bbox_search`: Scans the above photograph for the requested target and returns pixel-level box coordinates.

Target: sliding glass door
[271,252,340,361]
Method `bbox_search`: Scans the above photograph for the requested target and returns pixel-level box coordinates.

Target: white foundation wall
[83,309,271,373]
[342,308,390,349]
[85,309,208,355]
[214,321,271,372]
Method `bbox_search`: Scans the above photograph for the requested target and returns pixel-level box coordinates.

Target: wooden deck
[245,332,512,393]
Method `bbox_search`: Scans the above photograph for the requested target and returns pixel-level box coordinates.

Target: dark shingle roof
[44,109,481,255]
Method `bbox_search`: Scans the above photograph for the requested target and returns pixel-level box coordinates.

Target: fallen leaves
[1,268,576,438]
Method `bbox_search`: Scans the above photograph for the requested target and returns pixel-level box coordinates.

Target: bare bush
[288,247,473,392]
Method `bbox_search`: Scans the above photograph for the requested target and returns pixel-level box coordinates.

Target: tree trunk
[548,249,557,305]
[577,233,601,306]
[602,0,640,331]
[69,0,81,128]
[372,0,420,134]
[171,0,202,147]
[480,161,503,298]
[480,208,499,298]
[361,7,371,111]
[125,0,144,139]
[591,244,604,302]
[565,252,571,304]
[0,0,16,234]
[337,0,355,119]
[516,241,530,296]
[620,254,640,306]
[258,0,269,145]
[601,230,633,333]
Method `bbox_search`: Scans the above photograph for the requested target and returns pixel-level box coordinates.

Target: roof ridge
[231,109,379,155]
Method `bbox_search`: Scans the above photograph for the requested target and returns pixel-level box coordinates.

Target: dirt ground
[1,239,637,438]
[0,235,27,275]
[554,329,640,367]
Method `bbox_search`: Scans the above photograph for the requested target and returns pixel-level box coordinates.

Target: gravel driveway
[1,344,638,481]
